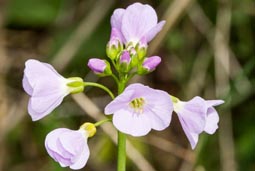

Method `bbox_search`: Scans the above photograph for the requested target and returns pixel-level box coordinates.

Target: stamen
[129,98,145,114]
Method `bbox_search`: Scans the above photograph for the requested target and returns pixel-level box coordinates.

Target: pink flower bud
[120,50,131,64]
[142,56,161,71]
[88,58,112,75]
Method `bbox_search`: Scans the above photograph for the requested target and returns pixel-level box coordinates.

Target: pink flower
[22,59,83,121]
[104,83,173,136]
[45,128,90,170]
[110,3,165,45]
[173,96,224,149]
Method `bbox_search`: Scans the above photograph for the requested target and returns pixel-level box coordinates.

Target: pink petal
[178,96,207,133]
[204,107,219,134]
[28,92,65,121]
[70,143,90,170]
[110,8,125,32]
[179,117,199,149]
[143,21,165,42]
[206,100,224,107]
[22,75,33,95]
[58,131,84,155]
[45,128,70,160]
[112,108,152,136]
[104,90,134,114]
[121,3,158,43]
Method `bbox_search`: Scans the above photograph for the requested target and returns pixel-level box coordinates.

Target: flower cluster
[22,2,224,170]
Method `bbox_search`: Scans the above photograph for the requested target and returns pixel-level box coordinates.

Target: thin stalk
[94,118,112,127]
[84,82,115,99]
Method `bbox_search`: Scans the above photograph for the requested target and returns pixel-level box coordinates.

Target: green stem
[94,118,112,127]
[117,80,127,171]
[84,82,115,99]
[117,131,126,171]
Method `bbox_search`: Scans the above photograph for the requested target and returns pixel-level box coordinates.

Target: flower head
[22,59,84,121]
[45,126,93,170]
[104,83,173,136]
[173,96,224,149]
[110,3,165,46]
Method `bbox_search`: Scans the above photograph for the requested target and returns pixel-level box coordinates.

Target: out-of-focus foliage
[1,0,254,171]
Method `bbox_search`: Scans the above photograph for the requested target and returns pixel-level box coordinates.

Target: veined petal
[58,131,85,156]
[28,92,66,121]
[143,21,165,42]
[24,59,67,96]
[104,89,134,114]
[121,3,158,43]
[70,143,90,170]
[204,107,219,134]
[179,117,199,149]
[111,8,125,32]
[112,108,152,136]
[176,96,207,133]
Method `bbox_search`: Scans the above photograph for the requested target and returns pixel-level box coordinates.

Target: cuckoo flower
[110,2,165,46]
[105,83,173,136]
[173,96,224,149]
[23,59,83,121]
[45,123,96,170]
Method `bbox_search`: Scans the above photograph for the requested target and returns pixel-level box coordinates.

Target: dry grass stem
[149,0,194,54]
[214,0,237,170]
[52,0,115,71]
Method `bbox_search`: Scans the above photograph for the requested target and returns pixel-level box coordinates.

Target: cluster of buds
[88,3,166,77]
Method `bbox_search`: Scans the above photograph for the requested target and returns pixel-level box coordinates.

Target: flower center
[129,97,145,114]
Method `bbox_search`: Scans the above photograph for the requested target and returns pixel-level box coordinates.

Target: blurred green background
[0,0,254,171]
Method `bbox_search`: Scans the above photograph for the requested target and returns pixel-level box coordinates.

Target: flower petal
[179,117,199,149]
[121,3,158,43]
[24,60,66,96]
[22,75,33,96]
[28,92,65,121]
[70,143,90,170]
[176,96,207,133]
[112,108,152,136]
[206,100,224,107]
[104,89,134,114]
[143,21,165,42]
[204,107,219,134]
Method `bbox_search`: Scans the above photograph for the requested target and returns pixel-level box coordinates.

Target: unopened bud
[80,122,96,138]
[106,28,123,60]
[136,37,148,60]
[138,56,161,74]
[118,51,131,73]
[88,58,112,76]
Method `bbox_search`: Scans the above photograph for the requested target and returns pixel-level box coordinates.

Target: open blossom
[45,128,90,170]
[104,83,173,136]
[110,2,165,46]
[173,96,224,149]
[23,59,83,121]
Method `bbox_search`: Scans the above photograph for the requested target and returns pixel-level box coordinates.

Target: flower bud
[136,37,148,60]
[106,28,123,60]
[66,77,84,94]
[80,122,97,138]
[118,50,131,73]
[138,56,161,74]
[88,58,112,76]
